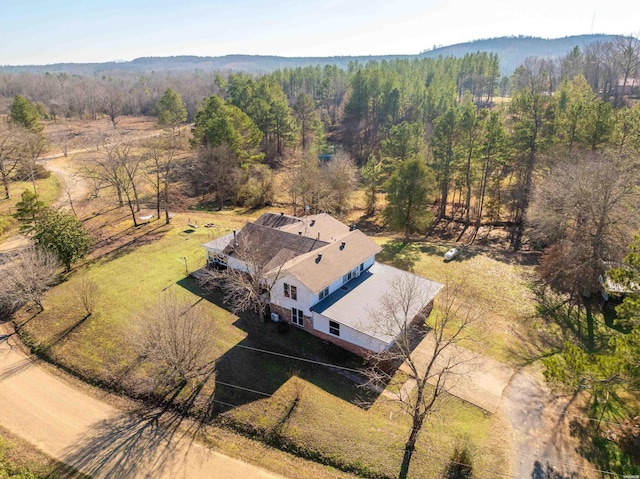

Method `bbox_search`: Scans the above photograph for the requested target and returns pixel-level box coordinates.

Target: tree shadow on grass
[504,282,612,368]
[40,313,92,353]
[377,241,421,271]
[89,222,169,265]
[569,418,640,479]
[175,277,371,414]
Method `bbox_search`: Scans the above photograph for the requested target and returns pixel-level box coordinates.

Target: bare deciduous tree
[198,233,287,322]
[181,144,240,210]
[99,80,124,129]
[362,279,480,479]
[528,149,640,349]
[319,151,358,218]
[131,292,216,386]
[87,138,144,226]
[0,119,27,199]
[76,275,100,316]
[0,246,60,312]
[144,136,175,224]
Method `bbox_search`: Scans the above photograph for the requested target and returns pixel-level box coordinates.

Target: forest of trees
[2,37,638,245]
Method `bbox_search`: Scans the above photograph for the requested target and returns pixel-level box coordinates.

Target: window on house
[319,287,329,301]
[343,269,358,284]
[284,283,290,298]
[359,262,364,272]
[292,308,304,326]
[329,320,340,336]
[290,285,297,301]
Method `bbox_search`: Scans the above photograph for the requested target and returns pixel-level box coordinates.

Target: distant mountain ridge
[0,34,623,76]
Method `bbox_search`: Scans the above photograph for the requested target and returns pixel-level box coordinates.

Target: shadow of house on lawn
[176,277,374,418]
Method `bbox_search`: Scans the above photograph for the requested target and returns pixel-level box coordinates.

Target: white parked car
[444,247,459,261]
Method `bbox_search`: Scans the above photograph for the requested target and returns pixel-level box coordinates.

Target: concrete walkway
[0,323,286,479]
[399,333,514,413]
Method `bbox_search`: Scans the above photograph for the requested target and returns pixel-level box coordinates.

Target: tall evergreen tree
[156,88,187,133]
[34,209,92,271]
[10,95,43,133]
[383,157,436,241]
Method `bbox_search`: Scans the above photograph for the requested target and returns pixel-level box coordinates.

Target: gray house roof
[253,212,302,229]
[202,222,328,271]
[311,262,444,345]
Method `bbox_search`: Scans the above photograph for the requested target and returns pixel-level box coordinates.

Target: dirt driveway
[399,332,602,478]
[399,333,515,413]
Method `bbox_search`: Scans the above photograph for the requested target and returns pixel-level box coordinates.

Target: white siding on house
[311,254,377,305]
[204,249,248,272]
[271,274,315,317]
[312,312,388,353]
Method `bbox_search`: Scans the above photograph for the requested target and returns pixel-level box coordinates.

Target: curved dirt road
[0,323,286,479]
[1,139,288,478]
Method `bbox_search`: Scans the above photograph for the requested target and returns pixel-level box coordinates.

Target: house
[202,213,443,357]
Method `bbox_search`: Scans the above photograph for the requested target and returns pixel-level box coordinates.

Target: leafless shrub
[0,246,60,312]
[76,275,100,316]
[130,292,216,387]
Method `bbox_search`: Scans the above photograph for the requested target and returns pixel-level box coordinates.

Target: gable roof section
[280,229,382,293]
[278,213,351,242]
[312,262,444,345]
[224,222,328,270]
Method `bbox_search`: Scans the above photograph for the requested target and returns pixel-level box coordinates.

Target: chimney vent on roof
[315,253,323,263]
[233,230,238,247]
[310,219,316,226]
[340,241,346,250]
[280,212,284,216]
[298,231,302,235]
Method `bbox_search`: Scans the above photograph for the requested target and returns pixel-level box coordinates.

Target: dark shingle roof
[223,222,328,270]
[253,212,302,229]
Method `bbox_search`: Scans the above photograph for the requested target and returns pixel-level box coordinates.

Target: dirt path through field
[0,130,164,255]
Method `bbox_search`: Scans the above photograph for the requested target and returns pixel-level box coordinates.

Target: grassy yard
[0,426,86,479]
[15,205,510,479]
[3,116,530,478]
[375,237,539,365]
[0,175,60,239]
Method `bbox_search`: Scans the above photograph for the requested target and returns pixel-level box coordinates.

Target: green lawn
[0,426,86,479]
[16,210,513,479]
[0,175,61,238]
[376,238,538,365]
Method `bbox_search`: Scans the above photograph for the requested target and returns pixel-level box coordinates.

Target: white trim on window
[292,308,304,326]
[319,287,329,301]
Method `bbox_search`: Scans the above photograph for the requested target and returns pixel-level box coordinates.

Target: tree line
[2,37,639,251]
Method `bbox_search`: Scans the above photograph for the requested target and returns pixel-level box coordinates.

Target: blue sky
[0,0,638,65]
